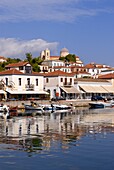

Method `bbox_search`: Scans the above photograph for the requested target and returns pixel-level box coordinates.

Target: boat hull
[89,101,113,109]
[89,103,104,109]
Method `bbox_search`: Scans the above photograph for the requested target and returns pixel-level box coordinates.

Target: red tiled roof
[32,72,44,76]
[43,70,75,77]
[0,69,24,75]
[98,73,114,79]
[74,78,108,82]
[85,63,108,69]
[5,61,29,68]
[70,65,84,68]
[73,71,90,75]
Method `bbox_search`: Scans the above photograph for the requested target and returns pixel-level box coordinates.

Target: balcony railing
[25,84,34,91]
[63,82,72,86]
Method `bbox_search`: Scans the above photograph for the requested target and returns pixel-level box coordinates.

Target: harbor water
[0,107,114,170]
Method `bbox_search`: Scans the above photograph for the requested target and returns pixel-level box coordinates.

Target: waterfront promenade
[0,99,91,108]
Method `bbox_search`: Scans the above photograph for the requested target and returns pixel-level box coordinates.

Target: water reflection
[0,107,114,154]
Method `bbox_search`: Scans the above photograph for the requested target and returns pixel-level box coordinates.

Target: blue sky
[0,0,114,66]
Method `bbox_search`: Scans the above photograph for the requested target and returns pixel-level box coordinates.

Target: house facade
[85,62,110,78]
[43,70,80,99]
[5,61,32,74]
[0,69,48,101]
[74,78,114,99]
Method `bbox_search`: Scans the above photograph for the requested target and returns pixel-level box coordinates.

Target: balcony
[25,84,34,91]
[63,82,72,86]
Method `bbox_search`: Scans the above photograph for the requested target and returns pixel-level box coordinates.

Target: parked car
[106,96,114,101]
[91,96,106,101]
[51,96,65,101]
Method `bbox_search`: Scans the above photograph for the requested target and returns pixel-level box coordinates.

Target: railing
[25,84,34,91]
[63,82,72,86]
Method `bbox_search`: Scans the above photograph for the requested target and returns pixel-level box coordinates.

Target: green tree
[59,54,76,62]
[65,54,76,62]
[32,63,41,72]
[59,57,65,61]
[26,52,32,64]
[7,58,21,64]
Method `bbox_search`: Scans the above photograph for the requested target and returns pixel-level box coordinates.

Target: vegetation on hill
[0,58,21,71]
[0,53,44,72]
[0,53,77,72]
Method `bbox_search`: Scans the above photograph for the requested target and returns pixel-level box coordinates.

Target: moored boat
[23,102,71,112]
[42,104,71,111]
[89,101,114,109]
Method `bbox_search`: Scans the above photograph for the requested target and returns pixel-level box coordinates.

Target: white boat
[24,104,44,112]
[23,102,71,113]
[42,104,71,111]
[89,101,114,109]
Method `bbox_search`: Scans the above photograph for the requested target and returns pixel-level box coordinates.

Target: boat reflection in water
[0,107,114,154]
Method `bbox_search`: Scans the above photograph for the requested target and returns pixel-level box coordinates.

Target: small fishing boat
[23,103,44,115]
[42,104,71,111]
[23,102,71,113]
[89,101,114,109]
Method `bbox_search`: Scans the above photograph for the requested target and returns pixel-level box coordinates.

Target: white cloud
[0,38,59,59]
[0,0,111,22]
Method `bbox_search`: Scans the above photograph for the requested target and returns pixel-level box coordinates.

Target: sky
[0,0,114,66]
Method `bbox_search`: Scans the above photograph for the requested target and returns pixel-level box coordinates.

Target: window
[19,78,21,86]
[61,78,63,82]
[70,78,72,85]
[25,66,32,74]
[27,78,30,85]
[46,78,49,83]
[19,66,23,70]
[65,78,67,85]
[36,79,38,86]
[5,78,8,86]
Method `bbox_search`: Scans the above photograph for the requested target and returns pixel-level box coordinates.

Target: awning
[79,85,94,93]
[6,90,49,95]
[91,86,108,93]
[101,86,114,93]
[79,85,108,93]
[61,86,80,93]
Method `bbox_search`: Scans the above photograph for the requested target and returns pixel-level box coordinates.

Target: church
[40,48,83,66]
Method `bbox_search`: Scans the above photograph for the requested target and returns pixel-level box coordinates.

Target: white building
[43,70,80,99]
[85,62,110,78]
[5,61,32,74]
[53,66,72,73]
[0,68,48,101]
[74,78,114,99]
[42,60,65,68]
